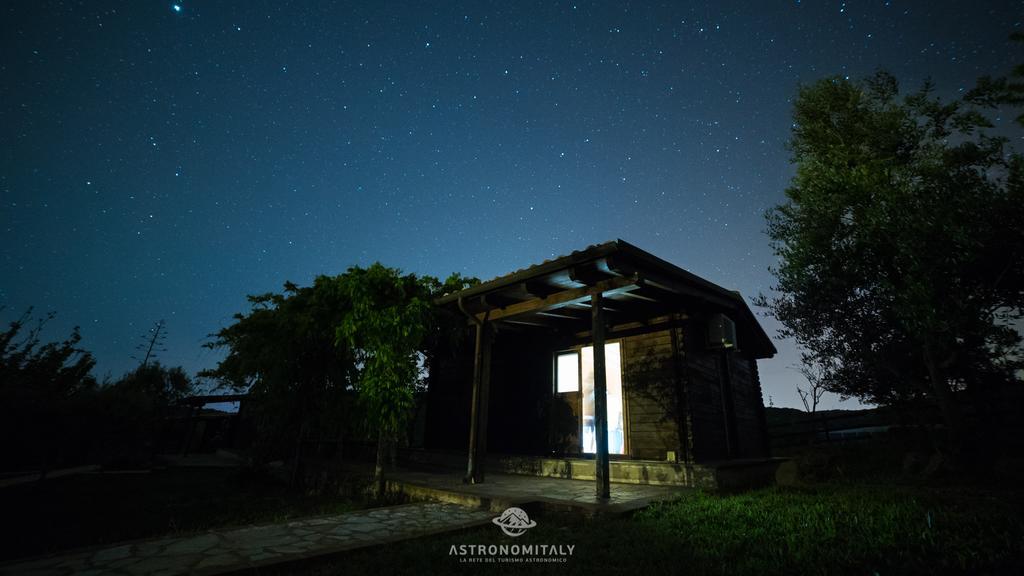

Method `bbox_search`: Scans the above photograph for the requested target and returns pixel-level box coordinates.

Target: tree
[0,308,97,471]
[760,72,1024,460]
[202,266,476,486]
[336,264,475,492]
[967,32,1024,126]
[202,278,359,466]
[795,358,827,414]
[99,362,196,467]
[113,361,193,406]
[0,308,96,397]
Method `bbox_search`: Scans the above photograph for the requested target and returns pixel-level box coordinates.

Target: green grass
[0,467,370,561]
[266,483,1024,576]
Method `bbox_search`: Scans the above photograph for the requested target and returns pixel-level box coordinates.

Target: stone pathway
[0,502,493,576]
[0,465,102,489]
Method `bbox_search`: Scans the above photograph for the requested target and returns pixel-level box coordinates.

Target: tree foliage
[97,362,196,467]
[336,264,432,442]
[202,277,360,461]
[760,72,1024,446]
[0,308,97,397]
[112,362,193,407]
[0,309,98,470]
[966,32,1024,126]
[0,309,197,469]
[202,266,477,466]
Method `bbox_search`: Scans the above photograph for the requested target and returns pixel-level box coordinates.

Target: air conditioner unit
[707,313,737,350]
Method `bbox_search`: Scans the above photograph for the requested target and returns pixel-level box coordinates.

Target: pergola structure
[436,240,774,499]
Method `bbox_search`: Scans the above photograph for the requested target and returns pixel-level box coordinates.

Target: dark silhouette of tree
[202,277,360,466]
[0,308,97,472]
[759,72,1024,462]
[0,308,96,395]
[0,309,202,470]
[966,32,1024,126]
[96,362,196,468]
[132,320,167,367]
[795,358,827,414]
[201,267,476,482]
[111,362,193,406]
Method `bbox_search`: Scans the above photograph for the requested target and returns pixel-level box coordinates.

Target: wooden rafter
[471,274,640,323]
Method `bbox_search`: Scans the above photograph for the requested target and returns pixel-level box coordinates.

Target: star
[172,4,182,13]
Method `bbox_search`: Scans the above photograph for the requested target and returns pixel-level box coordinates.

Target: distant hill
[765,406,888,429]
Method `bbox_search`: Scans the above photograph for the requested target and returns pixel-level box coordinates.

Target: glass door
[580,342,625,455]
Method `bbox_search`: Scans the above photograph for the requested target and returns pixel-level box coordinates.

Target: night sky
[2,1,1021,409]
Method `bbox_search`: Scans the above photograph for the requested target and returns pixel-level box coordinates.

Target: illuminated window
[555,352,579,393]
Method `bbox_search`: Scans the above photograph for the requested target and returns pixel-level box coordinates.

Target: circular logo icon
[491,507,538,537]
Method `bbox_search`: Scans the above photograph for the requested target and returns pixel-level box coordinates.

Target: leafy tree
[760,72,1024,460]
[0,308,97,471]
[202,278,359,465]
[336,264,476,491]
[91,363,196,468]
[0,308,96,396]
[336,264,431,490]
[113,362,193,406]
[967,32,1024,126]
[202,267,476,486]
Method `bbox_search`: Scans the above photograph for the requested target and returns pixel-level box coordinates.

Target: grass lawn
[267,481,1024,576]
[0,466,370,561]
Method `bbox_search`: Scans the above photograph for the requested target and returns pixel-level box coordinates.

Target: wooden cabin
[423,240,777,494]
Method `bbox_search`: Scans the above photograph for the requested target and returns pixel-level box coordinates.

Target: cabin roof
[437,239,776,358]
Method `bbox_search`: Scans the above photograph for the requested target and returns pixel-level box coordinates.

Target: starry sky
[2,1,1021,409]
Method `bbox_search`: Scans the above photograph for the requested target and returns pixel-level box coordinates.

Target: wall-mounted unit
[707,313,737,350]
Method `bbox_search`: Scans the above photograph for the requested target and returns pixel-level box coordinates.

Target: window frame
[553,350,581,394]
[552,341,629,456]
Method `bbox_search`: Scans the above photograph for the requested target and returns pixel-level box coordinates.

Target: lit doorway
[555,343,626,455]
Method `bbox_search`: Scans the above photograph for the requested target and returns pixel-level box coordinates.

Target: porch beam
[569,263,613,286]
[641,274,739,310]
[534,310,580,320]
[592,292,611,500]
[521,280,561,298]
[502,318,551,327]
[618,289,659,303]
[473,275,640,323]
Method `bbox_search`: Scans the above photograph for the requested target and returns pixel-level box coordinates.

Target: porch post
[592,292,611,499]
[465,319,492,483]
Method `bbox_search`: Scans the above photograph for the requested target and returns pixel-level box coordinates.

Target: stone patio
[387,468,688,514]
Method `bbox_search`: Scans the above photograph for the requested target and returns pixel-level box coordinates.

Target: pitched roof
[439,239,776,358]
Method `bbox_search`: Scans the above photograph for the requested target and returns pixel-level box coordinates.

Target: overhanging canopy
[437,239,776,359]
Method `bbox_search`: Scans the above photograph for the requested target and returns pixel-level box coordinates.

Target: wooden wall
[423,315,770,463]
[486,330,558,456]
[422,335,473,450]
[620,327,683,460]
[729,354,770,458]
[680,317,770,461]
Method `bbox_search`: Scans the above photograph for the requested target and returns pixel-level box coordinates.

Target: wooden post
[592,292,610,499]
[476,324,493,483]
[464,320,492,483]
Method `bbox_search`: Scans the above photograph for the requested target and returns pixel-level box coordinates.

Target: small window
[555,352,579,393]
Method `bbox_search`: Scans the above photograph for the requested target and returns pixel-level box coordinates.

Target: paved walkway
[389,469,688,514]
[0,465,102,489]
[0,502,493,576]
